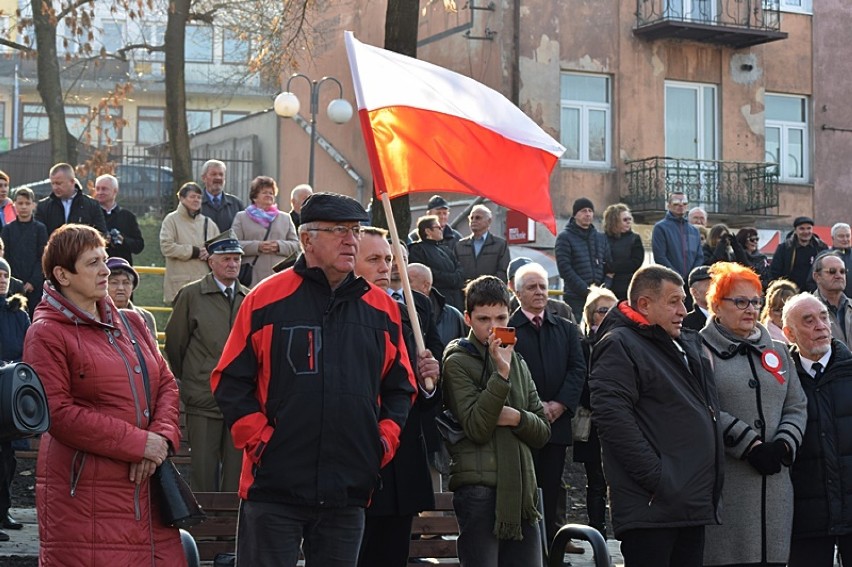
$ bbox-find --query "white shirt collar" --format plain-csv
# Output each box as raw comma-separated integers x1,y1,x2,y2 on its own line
800,346,832,378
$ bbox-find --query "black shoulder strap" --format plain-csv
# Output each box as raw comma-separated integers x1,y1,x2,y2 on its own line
118,309,151,409
456,338,490,387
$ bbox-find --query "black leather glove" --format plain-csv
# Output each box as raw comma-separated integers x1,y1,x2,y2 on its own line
747,439,787,475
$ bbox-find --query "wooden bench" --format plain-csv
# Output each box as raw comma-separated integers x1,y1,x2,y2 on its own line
188,492,461,565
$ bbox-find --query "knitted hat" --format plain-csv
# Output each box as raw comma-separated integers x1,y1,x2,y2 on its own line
0,258,10,276
572,198,595,216
106,257,139,289
427,195,449,210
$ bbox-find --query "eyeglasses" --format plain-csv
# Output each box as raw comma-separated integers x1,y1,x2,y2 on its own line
429,225,441,230
594,307,611,315
817,267,847,275
748,237,760,243
308,225,364,239
670,199,688,206
722,297,764,310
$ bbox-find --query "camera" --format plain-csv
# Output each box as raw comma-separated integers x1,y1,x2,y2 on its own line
109,228,124,246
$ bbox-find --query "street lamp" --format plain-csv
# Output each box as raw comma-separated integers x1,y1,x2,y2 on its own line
274,74,354,189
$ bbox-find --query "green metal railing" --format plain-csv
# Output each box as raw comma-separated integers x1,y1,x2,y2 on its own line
623,156,779,215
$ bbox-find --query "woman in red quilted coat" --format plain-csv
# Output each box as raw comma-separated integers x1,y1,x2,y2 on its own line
23,224,186,566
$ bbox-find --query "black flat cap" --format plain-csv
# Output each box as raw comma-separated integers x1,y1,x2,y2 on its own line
300,192,369,224
507,257,533,282
688,265,711,287
427,195,449,210
793,216,814,228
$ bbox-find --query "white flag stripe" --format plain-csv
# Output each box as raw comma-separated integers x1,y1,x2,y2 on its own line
344,31,565,158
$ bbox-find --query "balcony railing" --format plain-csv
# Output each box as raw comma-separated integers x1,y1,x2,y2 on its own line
634,0,787,48
624,156,779,217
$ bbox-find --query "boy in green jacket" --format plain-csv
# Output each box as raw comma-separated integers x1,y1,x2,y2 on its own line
442,275,551,567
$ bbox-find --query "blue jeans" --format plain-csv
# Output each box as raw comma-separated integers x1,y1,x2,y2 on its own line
453,485,543,567
236,500,365,567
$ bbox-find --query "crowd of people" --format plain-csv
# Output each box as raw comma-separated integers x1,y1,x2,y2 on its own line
2,159,852,567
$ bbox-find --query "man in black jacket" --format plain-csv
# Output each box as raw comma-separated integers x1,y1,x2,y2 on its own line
683,266,711,331
36,163,107,237
199,159,243,231
95,174,145,264
590,265,723,567
555,197,612,319
770,216,827,292
409,214,464,310
784,293,852,566
509,261,585,545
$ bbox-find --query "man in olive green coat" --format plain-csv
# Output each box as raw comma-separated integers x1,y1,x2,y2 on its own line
165,230,248,491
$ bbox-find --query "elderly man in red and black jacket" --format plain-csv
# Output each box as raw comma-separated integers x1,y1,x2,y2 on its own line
212,192,417,567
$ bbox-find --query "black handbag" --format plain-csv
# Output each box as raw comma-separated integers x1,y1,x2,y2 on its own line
118,310,207,529
238,222,273,287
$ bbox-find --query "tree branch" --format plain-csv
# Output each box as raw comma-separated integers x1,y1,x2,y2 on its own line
56,0,96,22
114,42,165,60
0,37,34,52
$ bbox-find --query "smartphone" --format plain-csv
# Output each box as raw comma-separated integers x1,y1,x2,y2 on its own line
492,326,516,346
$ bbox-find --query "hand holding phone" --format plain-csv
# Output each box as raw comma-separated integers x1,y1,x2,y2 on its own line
492,327,516,347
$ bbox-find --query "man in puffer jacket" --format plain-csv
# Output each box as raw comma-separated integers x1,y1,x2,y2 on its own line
555,197,612,319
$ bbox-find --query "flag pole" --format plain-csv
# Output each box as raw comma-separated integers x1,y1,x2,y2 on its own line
380,191,434,391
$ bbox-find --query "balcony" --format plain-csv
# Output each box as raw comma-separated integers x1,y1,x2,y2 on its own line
624,157,780,224
634,0,787,49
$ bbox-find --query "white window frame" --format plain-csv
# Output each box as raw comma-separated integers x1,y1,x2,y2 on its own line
559,72,612,168
765,93,809,184
664,81,718,162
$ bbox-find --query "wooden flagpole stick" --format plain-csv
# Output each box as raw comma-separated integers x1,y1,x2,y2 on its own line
379,191,434,391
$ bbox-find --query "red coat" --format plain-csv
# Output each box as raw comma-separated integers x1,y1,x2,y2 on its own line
23,284,186,567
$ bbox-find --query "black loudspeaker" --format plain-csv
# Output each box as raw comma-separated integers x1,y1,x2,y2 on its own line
0,363,50,442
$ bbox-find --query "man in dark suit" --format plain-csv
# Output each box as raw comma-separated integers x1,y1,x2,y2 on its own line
684,265,711,331
509,261,585,544
354,227,442,567
456,204,510,286
199,159,243,231
95,174,145,264
36,163,107,237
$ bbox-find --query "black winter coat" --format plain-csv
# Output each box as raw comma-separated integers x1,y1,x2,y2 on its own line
1,220,47,291
0,294,29,363
589,301,723,537
36,188,107,237
606,231,644,300
510,308,585,445
409,239,464,310
555,219,611,305
790,340,852,539
769,232,827,293
103,205,145,264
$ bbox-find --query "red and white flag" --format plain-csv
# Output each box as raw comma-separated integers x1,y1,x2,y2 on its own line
344,31,565,234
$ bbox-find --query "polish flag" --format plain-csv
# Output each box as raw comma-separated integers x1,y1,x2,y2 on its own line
344,32,565,234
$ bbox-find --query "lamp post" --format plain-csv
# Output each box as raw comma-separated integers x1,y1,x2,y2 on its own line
273,74,354,189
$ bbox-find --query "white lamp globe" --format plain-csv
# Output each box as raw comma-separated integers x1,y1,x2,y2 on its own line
274,92,300,118
327,98,353,124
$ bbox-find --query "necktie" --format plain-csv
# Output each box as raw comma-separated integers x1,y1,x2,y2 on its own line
224,287,233,308
812,362,823,380
532,315,542,330
392,291,403,303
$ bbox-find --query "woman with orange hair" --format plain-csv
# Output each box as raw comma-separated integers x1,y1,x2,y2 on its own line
699,262,807,567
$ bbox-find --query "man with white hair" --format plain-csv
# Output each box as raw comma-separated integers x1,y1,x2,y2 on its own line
289,183,313,228
199,159,244,231
830,222,852,297
455,203,510,284
688,206,707,227
95,174,145,264
783,293,852,566
509,261,585,545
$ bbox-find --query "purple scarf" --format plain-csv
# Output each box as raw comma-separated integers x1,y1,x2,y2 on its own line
245,204,280,228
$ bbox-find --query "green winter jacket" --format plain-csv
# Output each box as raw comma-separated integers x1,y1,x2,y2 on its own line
441,333,550,491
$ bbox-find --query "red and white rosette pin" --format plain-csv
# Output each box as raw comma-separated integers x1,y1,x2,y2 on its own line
762,349,785,385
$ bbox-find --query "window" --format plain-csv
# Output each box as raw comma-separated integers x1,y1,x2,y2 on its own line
187,110,212,134
765,94,809,183
185,25,213,62
665,82,717,161
137,107,166,146
21,104,89,142
560,72,611,167
100,21,124,54
766,0,812,14
142,23,165,60
221,111,248,125
222,30,249,64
